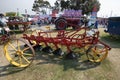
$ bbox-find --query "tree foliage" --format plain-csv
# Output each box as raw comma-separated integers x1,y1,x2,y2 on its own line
54,0,100,15
5,12,16,17
32,0,51,14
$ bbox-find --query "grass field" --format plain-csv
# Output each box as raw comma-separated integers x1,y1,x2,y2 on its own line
0,27,120,80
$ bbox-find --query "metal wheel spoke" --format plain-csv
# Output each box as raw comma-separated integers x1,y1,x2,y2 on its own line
19,56,22,65
11,52,16,55
8,42,17,51
99,48,106,53
23,44,36,52
89,53,95,60
17,40,20,50
93,52,98,58
93,48,106,55
23,53,33,57
21,55,30,63
22,47,31,52
4,38,35,67
11,52,18,58
92,48,98,55
90,50,97,59
13,55,19,62
93,48,101,58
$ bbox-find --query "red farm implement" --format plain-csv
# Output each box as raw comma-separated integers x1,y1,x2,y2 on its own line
3,26,111,67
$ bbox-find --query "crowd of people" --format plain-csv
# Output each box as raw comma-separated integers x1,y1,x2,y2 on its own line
37,17,52,26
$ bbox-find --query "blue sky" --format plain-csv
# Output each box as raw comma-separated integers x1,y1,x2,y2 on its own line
0,0,120,17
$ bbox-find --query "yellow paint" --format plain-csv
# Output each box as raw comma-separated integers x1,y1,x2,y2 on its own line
4,40,32,67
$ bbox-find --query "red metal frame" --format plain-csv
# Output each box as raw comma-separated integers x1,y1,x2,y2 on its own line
7,21,31,31
23,27,111,53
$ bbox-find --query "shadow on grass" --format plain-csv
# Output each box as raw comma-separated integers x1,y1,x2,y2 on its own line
61,59,100,71
35,52,100,71
100,35,120,48
0,64,25,77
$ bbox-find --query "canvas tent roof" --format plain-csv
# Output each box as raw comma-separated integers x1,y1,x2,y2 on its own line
16,12,24,18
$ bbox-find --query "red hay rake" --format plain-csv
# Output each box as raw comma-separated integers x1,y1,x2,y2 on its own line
3,27,111,67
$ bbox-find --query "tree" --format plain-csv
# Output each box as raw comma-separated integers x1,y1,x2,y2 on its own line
54,0,100,15
32,0,51,14
5,12,16,17
54,1,59,9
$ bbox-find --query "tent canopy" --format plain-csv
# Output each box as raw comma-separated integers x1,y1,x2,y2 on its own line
16,12,24,18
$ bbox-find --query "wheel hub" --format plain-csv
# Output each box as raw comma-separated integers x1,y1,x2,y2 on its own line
16,50,23,56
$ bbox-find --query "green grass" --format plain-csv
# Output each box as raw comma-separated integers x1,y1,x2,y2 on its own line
1,28,120,80
99,28,120,48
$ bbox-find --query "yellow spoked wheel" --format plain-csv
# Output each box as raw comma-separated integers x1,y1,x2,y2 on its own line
4,38,35,67
86,44,108,62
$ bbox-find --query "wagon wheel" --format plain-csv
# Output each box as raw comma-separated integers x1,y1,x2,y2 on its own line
86,44,108,62
4,38,35,67
55,19,67,30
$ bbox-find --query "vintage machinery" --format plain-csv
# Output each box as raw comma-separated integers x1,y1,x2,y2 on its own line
55,10,84,30
3,26,111,67
55,17,83,30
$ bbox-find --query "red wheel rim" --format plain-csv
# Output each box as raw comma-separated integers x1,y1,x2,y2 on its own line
58,21,66,29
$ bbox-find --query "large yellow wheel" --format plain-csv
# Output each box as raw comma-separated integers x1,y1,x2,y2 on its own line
4,38,35,67
86,43,108,62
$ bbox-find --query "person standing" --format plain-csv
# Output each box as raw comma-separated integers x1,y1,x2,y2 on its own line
0,14,7,27
94,17,98,29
